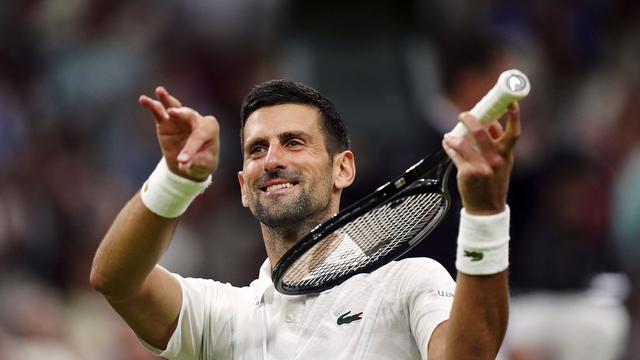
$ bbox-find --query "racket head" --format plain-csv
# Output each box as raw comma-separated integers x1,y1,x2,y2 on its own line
272,151,453,295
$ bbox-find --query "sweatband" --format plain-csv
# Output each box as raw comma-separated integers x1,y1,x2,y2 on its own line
140,158,212,218
455,206,510,275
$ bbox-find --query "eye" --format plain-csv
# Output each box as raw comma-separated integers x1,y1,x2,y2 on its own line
285,139,304,148
248,144,267,157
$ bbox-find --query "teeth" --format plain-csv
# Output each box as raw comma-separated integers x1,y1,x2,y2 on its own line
266,183,294,192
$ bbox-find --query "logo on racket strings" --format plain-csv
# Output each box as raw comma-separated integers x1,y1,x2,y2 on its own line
337,311,363,325
463,250,484,262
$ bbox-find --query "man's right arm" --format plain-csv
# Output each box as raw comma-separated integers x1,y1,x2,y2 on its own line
90,86,220,350
90,194,182,350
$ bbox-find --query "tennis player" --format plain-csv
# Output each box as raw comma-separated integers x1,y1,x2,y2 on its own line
91,80,520,359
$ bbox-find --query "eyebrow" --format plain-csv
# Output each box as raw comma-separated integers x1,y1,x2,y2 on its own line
278,131,308,142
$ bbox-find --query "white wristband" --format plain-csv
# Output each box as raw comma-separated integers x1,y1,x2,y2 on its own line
455,206,510,275
140,158,212,218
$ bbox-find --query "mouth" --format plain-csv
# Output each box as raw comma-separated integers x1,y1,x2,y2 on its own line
260,181,298,195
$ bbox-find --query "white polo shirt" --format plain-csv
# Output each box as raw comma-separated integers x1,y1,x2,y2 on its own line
141,257,455,360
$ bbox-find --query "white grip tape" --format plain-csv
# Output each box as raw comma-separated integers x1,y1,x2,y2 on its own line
455,207,510,275
140,158,212,218
449,69,531,137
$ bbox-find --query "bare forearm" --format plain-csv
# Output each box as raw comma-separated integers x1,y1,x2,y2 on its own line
445,271,509,359
90,192,179,300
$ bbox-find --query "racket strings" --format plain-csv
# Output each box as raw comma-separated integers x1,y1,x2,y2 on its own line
281,192,447,289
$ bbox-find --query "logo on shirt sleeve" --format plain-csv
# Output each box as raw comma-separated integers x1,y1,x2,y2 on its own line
436,290,455,298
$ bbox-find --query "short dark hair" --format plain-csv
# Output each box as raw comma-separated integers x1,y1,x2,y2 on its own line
240,79,350,155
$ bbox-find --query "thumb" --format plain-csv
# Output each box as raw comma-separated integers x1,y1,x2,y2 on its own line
177,115,219,164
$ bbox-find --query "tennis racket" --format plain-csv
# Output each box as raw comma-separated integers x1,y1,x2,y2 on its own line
272,69,531,295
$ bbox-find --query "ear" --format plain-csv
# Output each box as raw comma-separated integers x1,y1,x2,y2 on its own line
237,171,250,208
332,150,356,191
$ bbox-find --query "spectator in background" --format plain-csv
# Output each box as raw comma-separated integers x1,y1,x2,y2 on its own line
614,145,640,359
609,85,640,359
0,277,81,360
430,29,512,136
500,150,629,360
511,151,617,291
407,28,515,272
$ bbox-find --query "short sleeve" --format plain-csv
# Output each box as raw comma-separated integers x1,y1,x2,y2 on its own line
138,274,237,360
400,258,456,360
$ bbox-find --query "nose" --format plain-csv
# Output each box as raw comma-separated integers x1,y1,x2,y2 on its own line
264,144,286,172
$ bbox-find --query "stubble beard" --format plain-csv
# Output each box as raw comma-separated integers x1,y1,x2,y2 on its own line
253,183,331,231
248,159,336,241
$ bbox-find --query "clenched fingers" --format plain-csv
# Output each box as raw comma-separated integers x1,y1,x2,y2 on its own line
458,112,496,157
181,150,218,180
458,113,505,170
488,122,504,139
443,134,495,177
170,111,219,172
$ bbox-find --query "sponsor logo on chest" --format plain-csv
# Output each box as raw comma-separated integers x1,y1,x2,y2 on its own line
337,311,363,325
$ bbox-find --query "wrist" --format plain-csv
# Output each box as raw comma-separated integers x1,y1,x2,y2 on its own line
455,206,510,275
461,205,506,216
140,158,212,218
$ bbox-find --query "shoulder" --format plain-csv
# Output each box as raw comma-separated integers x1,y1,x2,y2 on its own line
371,258,455,295
378,257,452,279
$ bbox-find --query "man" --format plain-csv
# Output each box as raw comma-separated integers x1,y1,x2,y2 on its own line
91,79,520,359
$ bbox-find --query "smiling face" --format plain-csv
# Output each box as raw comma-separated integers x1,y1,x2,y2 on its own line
238,103,352,230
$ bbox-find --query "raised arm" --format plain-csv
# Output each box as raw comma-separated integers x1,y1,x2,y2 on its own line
429,103,521,359
90,87,220,350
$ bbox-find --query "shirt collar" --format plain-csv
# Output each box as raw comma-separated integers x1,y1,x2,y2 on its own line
252,258,317,305
252,258,274,305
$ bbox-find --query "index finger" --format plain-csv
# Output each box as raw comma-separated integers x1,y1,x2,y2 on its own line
156,86,182,109
139,95,169,122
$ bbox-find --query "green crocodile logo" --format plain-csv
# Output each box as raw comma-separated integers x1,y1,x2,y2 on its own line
337,311,363,325
463,250,484,262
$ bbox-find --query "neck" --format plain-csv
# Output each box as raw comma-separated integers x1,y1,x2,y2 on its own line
262,209,333,269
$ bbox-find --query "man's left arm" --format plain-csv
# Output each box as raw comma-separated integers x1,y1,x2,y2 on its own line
429,103,521,359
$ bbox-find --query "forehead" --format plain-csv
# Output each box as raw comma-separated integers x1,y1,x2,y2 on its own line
242,103,323,144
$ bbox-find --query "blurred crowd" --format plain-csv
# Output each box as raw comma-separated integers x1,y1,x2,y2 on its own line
0,0,639,359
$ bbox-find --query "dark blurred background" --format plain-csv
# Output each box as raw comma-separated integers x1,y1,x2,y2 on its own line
0,0,639,359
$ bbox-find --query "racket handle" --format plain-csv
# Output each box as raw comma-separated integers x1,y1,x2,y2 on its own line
449,69,531,137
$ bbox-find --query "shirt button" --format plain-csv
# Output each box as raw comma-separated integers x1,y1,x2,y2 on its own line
285,314,295,323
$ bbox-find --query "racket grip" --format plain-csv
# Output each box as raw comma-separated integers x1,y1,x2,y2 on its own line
449,69,531,137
